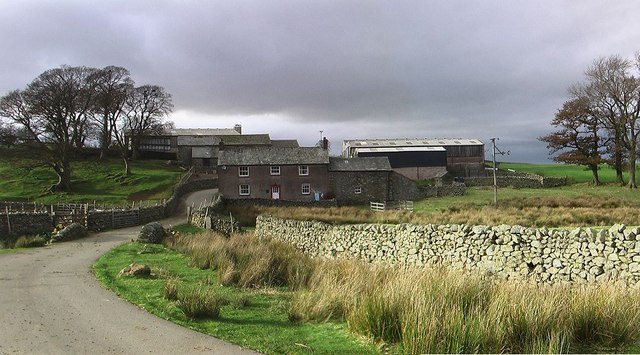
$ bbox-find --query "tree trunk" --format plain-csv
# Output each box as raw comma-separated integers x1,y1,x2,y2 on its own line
52,162,72,192
628,139,637,189
131,136,140,160
614,132,625,185
99,113,111,160
122,155,131,176
590,165,601,185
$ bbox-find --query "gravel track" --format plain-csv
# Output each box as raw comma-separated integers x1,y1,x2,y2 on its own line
0,190,258,354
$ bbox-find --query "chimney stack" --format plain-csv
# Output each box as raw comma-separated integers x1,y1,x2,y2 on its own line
322,137,328,150
233,124,242,134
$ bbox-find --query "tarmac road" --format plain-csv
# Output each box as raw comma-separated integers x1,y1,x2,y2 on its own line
0,189,258,354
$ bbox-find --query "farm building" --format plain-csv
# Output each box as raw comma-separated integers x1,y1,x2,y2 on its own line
136,125,298,168
342,138,485,179
217,146,331,201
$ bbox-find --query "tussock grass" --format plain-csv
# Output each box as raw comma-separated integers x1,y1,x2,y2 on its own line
230,198,640,228
13,235,47,248
291,260,640,354
175,285,228,319
166,231,316,289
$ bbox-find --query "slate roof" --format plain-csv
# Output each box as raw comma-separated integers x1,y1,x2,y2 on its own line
220,134,271,145
219,147,329,166
329,157,392,172
270,139,300,148
165,128,240,136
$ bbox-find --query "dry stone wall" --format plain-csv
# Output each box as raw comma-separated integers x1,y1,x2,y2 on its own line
256,216,640,286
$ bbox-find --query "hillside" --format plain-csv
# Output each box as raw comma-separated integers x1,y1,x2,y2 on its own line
498,162,640,184
0,148,184,204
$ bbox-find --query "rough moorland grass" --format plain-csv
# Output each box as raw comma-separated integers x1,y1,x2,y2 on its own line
93,241,376,354
290,260,640,354
0,150,182,204
166,231,316,290
228,184,640,228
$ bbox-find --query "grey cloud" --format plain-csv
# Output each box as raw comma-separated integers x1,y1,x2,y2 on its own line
1,0,639,163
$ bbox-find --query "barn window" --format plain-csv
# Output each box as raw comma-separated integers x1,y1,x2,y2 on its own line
270,166,280,175
238,166,249,177
354,187,362,194
301,183,311,195
239,184,250,196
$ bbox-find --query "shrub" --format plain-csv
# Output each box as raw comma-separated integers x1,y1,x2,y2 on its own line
175,286,227,319
14,235,46,248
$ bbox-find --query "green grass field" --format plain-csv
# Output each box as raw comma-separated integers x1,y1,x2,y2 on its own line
0,149,183,204
499,162,637,184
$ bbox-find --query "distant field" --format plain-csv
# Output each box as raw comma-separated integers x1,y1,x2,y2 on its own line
0,149,183,204
498,162,637,184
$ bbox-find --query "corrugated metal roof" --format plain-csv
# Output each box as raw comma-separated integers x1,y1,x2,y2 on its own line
219,147,329,165
354,146,446,153
166,128,240,136
347,138,483,147
329,157,391,172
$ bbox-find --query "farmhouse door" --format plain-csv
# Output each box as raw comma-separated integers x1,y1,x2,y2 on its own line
271,185,281,200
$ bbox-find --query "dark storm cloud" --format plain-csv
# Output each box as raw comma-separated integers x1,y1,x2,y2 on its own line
1,0,639,162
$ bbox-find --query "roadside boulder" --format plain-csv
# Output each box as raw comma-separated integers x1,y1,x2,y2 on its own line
137,221,166,244
119,263,151,277
51,222,88,242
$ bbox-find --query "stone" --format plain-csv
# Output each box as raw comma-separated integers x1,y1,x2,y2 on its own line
119,263,151,277
531,240,542,249
630,263,640,273
51,222,89,242
552,259,563,268
137,221,167,244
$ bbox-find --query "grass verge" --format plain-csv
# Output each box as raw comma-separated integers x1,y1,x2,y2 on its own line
92,241,378,354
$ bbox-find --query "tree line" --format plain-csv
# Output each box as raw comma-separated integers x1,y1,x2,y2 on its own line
540,53,640,188
0,65,173,192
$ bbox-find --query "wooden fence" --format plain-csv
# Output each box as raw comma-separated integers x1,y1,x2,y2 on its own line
370,200,414,212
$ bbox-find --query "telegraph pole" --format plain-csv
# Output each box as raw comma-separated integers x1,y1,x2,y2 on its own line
491,138,509,206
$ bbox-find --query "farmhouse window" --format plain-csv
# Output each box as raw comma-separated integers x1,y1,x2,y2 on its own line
301,183,311,195
239,184,250,196
270,166,281,175
238,166,249,177
354,187,362,194
299,165,309,176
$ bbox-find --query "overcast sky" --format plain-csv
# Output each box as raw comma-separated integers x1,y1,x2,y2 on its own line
1,1,639,163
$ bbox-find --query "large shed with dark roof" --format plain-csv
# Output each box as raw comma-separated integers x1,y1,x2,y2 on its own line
342,138,485,179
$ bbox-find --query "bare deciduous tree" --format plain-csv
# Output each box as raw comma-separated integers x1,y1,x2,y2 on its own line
0,66,97,191
122,85,173,160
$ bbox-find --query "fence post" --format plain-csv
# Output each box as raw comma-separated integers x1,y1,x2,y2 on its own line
5,206,10,236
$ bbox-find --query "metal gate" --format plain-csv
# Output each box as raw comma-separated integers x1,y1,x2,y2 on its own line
112,209,140,229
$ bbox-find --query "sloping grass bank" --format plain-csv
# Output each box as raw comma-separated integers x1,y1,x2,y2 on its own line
0,152,182,204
